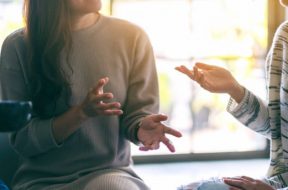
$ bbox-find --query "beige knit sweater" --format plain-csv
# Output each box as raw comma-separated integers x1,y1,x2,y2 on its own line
0,14,158,190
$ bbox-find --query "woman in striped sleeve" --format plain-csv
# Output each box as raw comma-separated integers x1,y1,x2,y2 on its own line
176,0,288,189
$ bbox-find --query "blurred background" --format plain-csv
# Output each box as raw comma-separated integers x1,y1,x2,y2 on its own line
0,0,284,162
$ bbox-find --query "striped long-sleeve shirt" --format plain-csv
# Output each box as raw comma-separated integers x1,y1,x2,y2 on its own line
227,20,288,189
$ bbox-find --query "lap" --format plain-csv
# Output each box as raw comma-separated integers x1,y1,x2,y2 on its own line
29,169,150,190
51,168,150,190
177,178,230,190
83,170,148,190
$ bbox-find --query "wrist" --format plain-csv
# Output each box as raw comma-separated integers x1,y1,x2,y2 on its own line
228,82,245,103
76,105,89,121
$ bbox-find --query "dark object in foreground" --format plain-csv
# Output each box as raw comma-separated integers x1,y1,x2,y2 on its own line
0,101,32,132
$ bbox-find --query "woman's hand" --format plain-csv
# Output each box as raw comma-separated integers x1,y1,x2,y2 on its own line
223,176,276,190
137,114,182,152
175,63,245,103
52,77,123,143
80,77,123,118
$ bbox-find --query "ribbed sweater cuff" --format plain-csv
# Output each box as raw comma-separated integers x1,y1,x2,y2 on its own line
227,88,250,115
31,118,62,151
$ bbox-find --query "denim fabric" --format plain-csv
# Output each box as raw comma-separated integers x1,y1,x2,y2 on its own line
0,180,9,190
178,178,229,190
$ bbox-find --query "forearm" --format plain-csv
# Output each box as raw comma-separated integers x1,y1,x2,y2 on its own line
52,105,87,144
227,89,271,138
10,107,87,158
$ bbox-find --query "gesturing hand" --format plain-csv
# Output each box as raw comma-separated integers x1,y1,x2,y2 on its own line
175,63,245,103
175,63,239,94
223,176,276,190
137,114,182,152
80,77,123,117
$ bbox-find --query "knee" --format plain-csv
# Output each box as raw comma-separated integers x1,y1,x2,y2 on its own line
84,174,143,190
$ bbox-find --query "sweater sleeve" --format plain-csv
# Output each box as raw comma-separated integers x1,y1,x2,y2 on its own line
227,88,271,138
0,32,61,158
120,28,159,144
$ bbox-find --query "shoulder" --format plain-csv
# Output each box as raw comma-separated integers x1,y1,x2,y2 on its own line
0,28,26,70
2,28,25,48
1,28,25,55
276,20,288,33
101,14,149,38
273,20,288,43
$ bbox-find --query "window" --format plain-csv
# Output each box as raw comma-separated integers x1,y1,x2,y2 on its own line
0,0,23,46
111,0,284,162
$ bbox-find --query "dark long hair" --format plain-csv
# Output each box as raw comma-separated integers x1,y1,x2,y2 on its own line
23,0,72,118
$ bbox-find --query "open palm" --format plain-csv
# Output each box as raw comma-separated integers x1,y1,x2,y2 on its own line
137,114,182,152
175,63,238,94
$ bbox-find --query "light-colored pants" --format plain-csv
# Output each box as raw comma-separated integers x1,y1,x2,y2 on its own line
177,176,285,190
177,178,229,190
24,168,150,190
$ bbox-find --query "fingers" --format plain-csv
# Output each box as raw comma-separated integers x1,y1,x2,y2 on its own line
164,126,182,137
139,146,150,151
175,62,214,76
141,138,174,152
161,125,182,152
239,176,255,182
92,77,109,95
142,137,176,153
139,136,178,153
223,176,259,190
175,65,194,80
82,77,125,117
138,115,182,152
225,176,255,183
175,65,205,87
224,178,245,188
149,114,168,122
195,62,215,70
96,102,121,111
139,142,160,151
102,109,123,116
94,101,123,115
193,66,204,84
89,92,113,103
97,102,121,110
161,136,175,152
